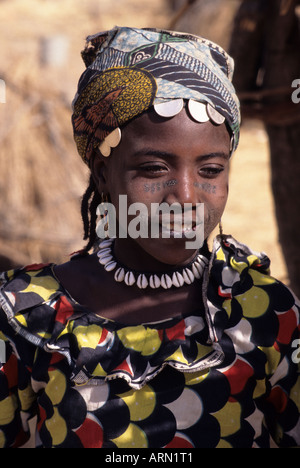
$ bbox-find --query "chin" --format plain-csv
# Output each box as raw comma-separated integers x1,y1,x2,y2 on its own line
138,237,200,268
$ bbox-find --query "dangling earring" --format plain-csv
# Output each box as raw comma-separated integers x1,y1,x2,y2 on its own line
219,220,224,237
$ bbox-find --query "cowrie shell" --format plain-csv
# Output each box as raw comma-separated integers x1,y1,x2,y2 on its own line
114,267,125,282
97,247,112,257
172,271,185,288
161,274,173,289
99,254,113,265
99,239,113,249
125,271,135,286
182,268,194,285
137,274,148,289
192,262,205,278
192,262,202,279
149,275,161,289
104,261,117,272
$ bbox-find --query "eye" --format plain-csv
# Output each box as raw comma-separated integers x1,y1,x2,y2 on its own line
139,163,169,176
199,165,224,179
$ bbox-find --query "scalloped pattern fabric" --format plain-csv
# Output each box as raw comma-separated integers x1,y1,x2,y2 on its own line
0,236,299,448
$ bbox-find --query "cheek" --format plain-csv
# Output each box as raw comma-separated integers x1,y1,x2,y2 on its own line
202,180,229,225
108,181,161,227
201,178,228,206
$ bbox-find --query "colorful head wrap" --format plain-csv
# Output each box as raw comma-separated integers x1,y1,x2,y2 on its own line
72,26,241,165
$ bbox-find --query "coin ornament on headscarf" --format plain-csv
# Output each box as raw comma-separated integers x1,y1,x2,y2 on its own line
153,98,184,118
98,100,225,156
97,98,228,157
98,128,122,157
72,27,241,164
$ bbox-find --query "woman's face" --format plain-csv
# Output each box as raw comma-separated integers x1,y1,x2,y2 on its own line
92,106,231,268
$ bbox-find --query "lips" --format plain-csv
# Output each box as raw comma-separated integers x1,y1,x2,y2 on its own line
159,219,202,239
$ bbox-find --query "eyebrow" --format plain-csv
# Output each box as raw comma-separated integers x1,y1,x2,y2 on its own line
133,148,230,161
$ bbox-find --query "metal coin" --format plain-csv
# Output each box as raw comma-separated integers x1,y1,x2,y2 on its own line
105,127,122,148
98,141,111,157
154,99,184,118
206,103,225,125
188,99,210,123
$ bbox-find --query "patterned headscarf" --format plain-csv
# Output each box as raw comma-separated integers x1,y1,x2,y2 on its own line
72,26,240,165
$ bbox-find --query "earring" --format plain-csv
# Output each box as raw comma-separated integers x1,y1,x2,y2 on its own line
219,220,224,236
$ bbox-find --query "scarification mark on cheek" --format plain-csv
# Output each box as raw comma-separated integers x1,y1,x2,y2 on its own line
143,179,178,193
193,182,217,194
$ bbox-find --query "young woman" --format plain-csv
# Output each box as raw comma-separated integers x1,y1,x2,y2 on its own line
0,27,299,448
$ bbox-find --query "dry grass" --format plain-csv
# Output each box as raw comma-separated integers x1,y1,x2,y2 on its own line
0,0,288,283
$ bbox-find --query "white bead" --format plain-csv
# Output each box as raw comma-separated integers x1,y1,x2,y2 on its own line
195,260,205,273
114,267,125,282
172,271,184,288
104,261,117,272
196,255,208,266
192,263,201,279
99,239,113,249
137,274,148,289
98,247,112,256
98,251,112,262
192,262,205,278
182,268,194,285
125,271,135,286
161,274,173,289
99,254,113,265
149,275,161,289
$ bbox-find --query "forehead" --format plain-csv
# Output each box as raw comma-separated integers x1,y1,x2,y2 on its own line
119,107,231,156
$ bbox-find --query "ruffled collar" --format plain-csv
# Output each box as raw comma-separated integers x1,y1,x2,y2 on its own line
0,235,270,389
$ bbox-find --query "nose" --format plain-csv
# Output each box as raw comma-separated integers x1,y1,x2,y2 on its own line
163,170,199,206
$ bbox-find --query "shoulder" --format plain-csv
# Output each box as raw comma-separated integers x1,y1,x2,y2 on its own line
205,236,300,366
0,262,80,349
0,262,60,313
209,235,300,329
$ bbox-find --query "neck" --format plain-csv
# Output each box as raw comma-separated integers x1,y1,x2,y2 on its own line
113,237,209,273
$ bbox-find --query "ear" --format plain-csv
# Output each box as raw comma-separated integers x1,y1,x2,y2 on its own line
90,150,109,194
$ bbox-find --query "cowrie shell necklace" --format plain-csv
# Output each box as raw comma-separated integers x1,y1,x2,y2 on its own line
97,238,209,290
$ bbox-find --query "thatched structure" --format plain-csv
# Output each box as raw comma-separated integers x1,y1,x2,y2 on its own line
0,0,172,270
0,34,89,270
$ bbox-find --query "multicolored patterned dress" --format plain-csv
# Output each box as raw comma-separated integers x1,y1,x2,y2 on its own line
0,236,299,448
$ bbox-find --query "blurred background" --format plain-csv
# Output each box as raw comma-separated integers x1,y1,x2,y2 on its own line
1,0,300,292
